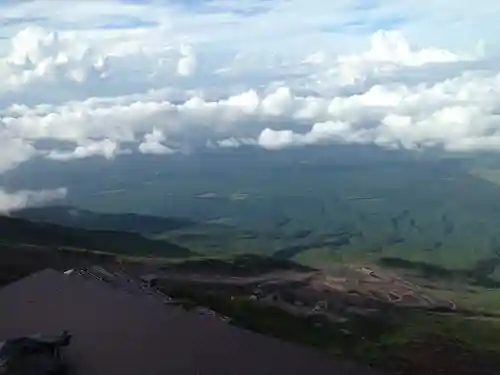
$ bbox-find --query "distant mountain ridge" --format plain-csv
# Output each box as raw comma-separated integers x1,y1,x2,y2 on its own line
0,214,193,257
0,213,195,287
11,206,196,234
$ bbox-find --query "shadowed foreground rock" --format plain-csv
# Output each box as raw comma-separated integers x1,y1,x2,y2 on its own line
0,331,71,374
0,269,382,375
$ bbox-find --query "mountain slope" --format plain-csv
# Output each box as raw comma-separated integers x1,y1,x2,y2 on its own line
0,215,193,257
0,215,194,286
12,206,196,234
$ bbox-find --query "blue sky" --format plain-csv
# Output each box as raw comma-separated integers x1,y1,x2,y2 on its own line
0,0,497,53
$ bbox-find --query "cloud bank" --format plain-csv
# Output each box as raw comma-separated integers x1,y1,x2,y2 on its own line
0,187,67,213
0,0,498,180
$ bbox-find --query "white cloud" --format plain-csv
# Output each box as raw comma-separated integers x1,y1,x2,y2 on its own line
261,87,294,117
217,137,257,148
0,0,497,177
138,128,175,155
0,133,37,173
258,121,354,150
46,139,120,161
177,44,197,77
328,30,469,87
0,187,67,214
224,90,260,115
258,128,301,150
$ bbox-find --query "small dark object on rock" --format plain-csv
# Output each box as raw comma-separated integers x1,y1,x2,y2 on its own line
0,331,71,374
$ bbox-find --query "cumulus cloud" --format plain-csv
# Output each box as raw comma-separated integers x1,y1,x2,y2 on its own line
327,30,469,87
177,44,197,77
138,128,175,155
261,87,294,116
0,134,37,173
217,137,257,148
46,139,120,161
224,90,260,115
0,0,498,176
2,26,106,99
258,121,354,150
0,187,67,214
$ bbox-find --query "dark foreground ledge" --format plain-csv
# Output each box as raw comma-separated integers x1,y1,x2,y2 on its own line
0,269,382,375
